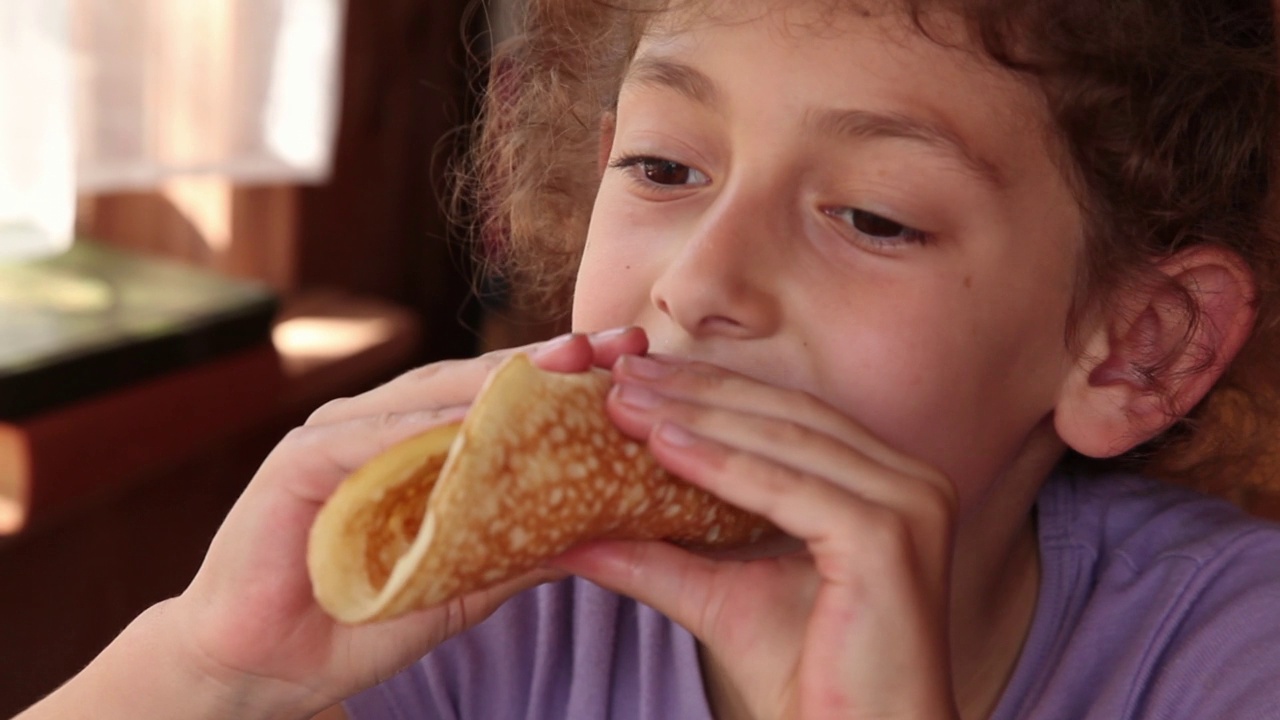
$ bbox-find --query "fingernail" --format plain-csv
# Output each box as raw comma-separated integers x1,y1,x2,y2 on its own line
656,422,697,447
590,326,632,341
614,383,660,409
533,332,579,356
620,354,673,380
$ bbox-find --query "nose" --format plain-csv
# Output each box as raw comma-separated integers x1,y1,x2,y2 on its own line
649,185,784,340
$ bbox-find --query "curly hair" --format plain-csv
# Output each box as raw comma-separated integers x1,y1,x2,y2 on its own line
458,0,1280,505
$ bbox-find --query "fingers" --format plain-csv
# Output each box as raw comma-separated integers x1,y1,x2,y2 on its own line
612,355,942,483
252,406,468,507
356,565,571,661
306,353,513,427
631,402,950,537
648,423,952,585
570,325,649,368
604,357,956,582
255,326,648,507
439,566,571,640
551,540,722,633
583,357,959,720
529,325,649,372
608,356,953,507
306,327,647,426
552,539,819,659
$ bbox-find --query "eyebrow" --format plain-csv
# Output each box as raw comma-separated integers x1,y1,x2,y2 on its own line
622,56,1005,188
625,56,724,108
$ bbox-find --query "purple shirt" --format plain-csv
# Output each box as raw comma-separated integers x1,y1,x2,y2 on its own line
346,471,1280,719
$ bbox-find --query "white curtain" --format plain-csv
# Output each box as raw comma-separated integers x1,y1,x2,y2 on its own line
0,0,74,259
0,0,346,259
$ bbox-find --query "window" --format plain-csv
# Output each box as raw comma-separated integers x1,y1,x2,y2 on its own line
0,0,345,259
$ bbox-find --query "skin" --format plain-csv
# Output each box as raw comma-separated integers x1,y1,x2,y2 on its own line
18,1,1258,719
555,2,1256,718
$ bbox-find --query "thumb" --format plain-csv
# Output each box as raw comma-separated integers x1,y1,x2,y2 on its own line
551,540,721,638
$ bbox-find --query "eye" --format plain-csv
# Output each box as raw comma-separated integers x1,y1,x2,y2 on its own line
824,207,930,245
610,155,710,188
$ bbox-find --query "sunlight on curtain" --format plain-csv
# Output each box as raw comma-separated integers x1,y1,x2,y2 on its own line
0,0,345,259
0,0,74,260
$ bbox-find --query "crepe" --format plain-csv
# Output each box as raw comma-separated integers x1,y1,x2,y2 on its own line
307,353,772,624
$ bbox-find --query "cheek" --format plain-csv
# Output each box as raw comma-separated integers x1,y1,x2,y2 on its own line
571,244,629,332
811,280,1069,503
571,194,657,332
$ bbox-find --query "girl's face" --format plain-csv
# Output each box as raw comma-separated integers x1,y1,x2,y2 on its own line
572,2,1087,511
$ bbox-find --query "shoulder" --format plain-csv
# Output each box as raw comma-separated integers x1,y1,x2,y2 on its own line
1043,470,1278,551
344,578,712,720
1038,469,1280,588
1008,471,1280,718
1041,469,1280,632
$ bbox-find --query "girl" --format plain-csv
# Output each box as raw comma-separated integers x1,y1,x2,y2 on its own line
19,0,1280,717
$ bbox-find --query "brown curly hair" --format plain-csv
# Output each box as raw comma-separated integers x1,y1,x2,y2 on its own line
458,0,1280,507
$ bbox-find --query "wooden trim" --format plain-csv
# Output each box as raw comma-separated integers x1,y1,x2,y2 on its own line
0,345,284,536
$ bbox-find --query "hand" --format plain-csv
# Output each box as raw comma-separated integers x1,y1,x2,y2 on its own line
553,354,960,719
167,328,648,715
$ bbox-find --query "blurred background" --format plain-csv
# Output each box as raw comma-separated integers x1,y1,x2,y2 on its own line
0,1,545,714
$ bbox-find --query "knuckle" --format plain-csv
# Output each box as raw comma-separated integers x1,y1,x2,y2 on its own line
479,347,514,367
368,411,402,434
441,598,467,641
305,396,352,426
920,464,954,499
914,495,957,553
865,477,957,563
678,365,728,395
364,412,422,454
279,424,323,452
728,452,792,498
913,473,958,522
403,358,455,383
792,387,828,415
861,505,915,554
771,417,812,447
664,397,715,433
403,354,491,386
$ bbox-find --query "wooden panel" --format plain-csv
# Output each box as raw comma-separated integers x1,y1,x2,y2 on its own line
0,344,284,535
0,418,288,719
296,0,480,362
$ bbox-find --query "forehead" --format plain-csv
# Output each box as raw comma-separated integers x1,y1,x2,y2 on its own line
627,0,1004,101
619,0,1050,158
637,0,949,44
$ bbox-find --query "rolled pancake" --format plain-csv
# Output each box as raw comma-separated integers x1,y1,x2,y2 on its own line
308,353,771,624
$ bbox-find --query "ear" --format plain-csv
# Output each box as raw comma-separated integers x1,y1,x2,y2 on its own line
598,111,617,178
1055,245,1257,458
